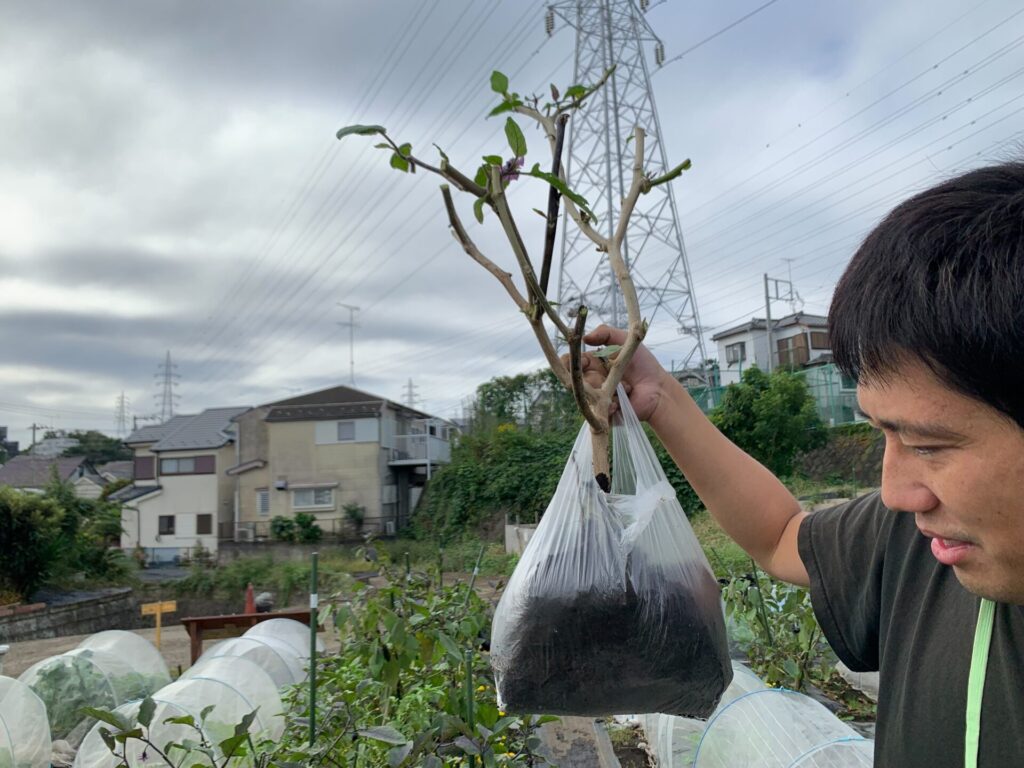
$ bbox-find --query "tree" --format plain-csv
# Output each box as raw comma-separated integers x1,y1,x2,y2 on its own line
709,367,827,477
61,430,132,464
470,368,579,434
0,487,65,598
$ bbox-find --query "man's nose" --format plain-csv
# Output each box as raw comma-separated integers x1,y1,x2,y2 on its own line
880,437,939,513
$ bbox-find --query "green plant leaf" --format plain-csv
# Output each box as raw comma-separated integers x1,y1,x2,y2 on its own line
336,124,387,140
98,727,115,751
490,71,509,94
474,164,489,188
137,697,156,728
433,143,450,163
593,345,621,359
565,85,586,99
200,704,216,722
80,707,130,731
455,736,481,756
390,152,410,172
164,714,196,727
422,757,443,768
358,725,409,745
482,155,503,165
527,164,597,222
504,118,527,157
473,197,486,224
388,741,414,768
488,101,515,117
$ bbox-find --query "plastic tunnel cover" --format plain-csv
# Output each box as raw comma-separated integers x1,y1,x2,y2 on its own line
181,655,285,738
693,689,864,768
243,617,323,658
73,686,280,768
788,738,874,767
198,636,306,688
77,630,172,688
18,646,163,741
642,661,769,768
0,676,51,768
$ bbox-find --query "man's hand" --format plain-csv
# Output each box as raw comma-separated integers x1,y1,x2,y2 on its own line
577,324,673,423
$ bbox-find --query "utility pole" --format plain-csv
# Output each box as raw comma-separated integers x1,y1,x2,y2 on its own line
549,0,707,368
336,303,360,386
763,273,797,373
29,423,52,449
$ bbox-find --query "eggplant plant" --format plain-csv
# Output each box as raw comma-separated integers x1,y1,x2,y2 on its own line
337,69,690,488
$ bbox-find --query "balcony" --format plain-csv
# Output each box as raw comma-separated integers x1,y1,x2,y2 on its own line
389,433,451,466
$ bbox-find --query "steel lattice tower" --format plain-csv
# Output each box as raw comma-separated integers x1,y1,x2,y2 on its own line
154,351,180,422
550,0,707,368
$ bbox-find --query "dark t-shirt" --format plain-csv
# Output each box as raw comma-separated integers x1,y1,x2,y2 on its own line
797,492,1024,767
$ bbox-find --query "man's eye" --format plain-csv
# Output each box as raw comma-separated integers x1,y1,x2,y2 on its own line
909,445,943,457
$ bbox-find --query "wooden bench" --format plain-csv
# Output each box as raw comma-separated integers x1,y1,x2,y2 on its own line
180,609,318,663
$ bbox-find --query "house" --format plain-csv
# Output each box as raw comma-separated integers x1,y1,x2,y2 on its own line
710,312,831,386
97,461,134,483
228,385,454,541
0,455,104,497
113,407,248,563
0,426,19,460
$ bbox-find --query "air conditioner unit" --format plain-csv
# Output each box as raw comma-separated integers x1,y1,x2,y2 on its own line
274,479,288,490
236,528,254,542
384,521,396,536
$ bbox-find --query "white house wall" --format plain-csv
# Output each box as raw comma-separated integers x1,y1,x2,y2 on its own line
314,417,379,445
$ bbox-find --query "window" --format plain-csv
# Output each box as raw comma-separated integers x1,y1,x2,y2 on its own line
161,457,194,475
725,342,746,365
337,421,355,441
810,331,830,349
134,456,155,480
256,489,270,516
196,514,212,535
158,515,175,535
840,372,857,391
159,456,215,475
777,333,810,367
292,487,334,509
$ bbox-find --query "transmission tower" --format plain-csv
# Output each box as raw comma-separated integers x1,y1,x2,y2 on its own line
548,0,707,368
154,351,181,422
403,378,420,409
114,391,131,436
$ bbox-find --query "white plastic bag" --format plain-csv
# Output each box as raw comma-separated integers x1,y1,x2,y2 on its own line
490,387,732,717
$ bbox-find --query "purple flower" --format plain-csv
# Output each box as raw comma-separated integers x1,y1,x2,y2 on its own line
500,156,525,185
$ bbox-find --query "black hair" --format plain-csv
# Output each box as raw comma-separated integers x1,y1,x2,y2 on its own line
829,161,1024,428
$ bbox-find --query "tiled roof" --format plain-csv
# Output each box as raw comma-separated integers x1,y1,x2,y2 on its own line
97,460,133,480
0,455,91,488
711,312,829,341
265,402,383,422
109,483,162,502
151,407,250,451
125,414,194,445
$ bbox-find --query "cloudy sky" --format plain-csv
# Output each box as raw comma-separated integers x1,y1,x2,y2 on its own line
1,0,1021,448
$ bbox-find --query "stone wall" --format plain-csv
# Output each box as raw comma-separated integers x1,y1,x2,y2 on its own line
0,588,135,644
505,523,538,555
217,540,335,563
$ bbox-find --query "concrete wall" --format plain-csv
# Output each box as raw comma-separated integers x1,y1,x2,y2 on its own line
0,588,134,643
505,523,538,555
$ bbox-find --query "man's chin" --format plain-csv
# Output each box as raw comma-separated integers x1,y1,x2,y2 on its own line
952,565,1024,605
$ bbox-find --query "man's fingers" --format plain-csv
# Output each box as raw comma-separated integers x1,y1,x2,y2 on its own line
583,324,626,347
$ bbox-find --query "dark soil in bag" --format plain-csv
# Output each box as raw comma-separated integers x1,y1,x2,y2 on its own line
494,554,732,718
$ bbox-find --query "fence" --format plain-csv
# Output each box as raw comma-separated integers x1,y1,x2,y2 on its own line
686,363,862,427
219,512,401,544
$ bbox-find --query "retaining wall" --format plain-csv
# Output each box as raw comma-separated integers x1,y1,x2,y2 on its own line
0,588,135,643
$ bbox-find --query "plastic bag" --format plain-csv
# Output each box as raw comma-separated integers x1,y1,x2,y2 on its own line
490,386,732,717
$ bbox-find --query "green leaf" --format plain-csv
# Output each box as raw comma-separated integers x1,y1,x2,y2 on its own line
137,697,156,729
99,727,115,751
474,164,489,188
433,143,450,163
438,631,464,662
473,197,486,224
200,704,216,722
336,124,387,140
565,85,586,99
358,726,409,745
782,658,800,680
527,163,597,222
455,735,481,756
164,714,196,727
388,741,414,768
390,152,410,173
504,118,527,157
593,345,621,359
482,155,503,165
422,757,443,768
490,71,509,94
488,101,515,117
80,707,130,731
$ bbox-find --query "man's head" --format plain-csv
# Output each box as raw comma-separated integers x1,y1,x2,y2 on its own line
830,161,1024,603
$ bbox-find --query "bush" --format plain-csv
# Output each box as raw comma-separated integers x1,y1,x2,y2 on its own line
710,366,827,477
270,515,296,542
294,512,322,543
0,487,65,598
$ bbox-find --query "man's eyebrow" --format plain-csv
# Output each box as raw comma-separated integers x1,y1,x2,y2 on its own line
855,408,967,441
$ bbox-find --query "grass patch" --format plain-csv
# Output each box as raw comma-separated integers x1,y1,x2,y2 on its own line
689,510,748,578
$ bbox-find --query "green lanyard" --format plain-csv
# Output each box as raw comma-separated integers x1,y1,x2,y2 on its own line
965,598,996,768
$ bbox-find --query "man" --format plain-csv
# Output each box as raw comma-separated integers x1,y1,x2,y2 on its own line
581,162,1024,766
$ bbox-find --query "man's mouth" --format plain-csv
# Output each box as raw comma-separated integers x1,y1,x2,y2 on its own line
920,527,976,566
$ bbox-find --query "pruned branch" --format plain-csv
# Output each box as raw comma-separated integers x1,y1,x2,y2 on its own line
441,185,527,311
536,114,569,318
567,307,603,433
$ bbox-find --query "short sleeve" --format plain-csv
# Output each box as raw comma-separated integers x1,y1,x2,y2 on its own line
797,492,892,672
